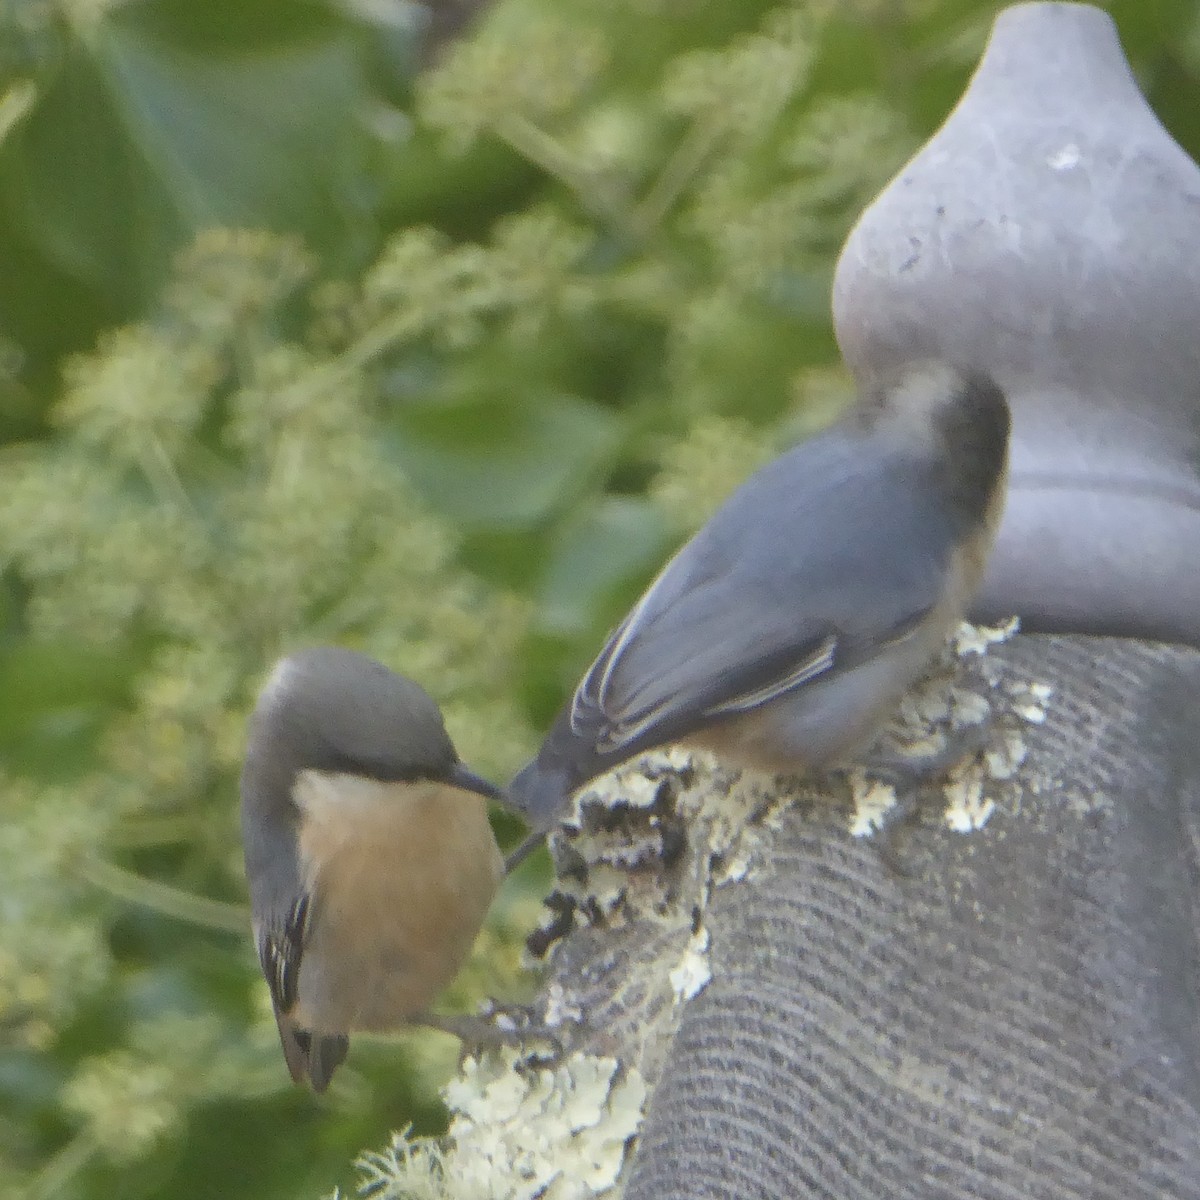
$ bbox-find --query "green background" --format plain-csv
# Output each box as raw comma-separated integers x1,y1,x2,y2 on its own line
2,1,1197,1197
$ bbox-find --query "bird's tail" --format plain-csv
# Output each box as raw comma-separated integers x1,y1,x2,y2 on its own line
278,1016,349,1093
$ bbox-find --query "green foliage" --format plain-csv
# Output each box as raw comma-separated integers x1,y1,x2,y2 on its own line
1,1,1199,1199
0,224,537,1199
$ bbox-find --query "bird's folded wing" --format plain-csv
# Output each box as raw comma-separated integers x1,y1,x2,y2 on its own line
256,890,312,1018
571,583,934,759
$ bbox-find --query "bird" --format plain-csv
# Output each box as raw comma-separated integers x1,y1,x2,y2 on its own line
506,360,1011,833
240,646,504,1091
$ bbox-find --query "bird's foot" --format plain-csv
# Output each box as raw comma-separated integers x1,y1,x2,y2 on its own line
862,718,993,789
859,719,993,873
414,1005,567,1062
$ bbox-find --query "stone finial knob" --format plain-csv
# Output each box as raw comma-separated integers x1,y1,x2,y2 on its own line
832,2,1200,645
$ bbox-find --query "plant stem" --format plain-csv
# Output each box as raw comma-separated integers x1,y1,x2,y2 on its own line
78,858,248,934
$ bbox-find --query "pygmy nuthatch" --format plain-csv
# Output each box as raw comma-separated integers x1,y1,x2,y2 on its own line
507,360,1011,831
240,646,503,1091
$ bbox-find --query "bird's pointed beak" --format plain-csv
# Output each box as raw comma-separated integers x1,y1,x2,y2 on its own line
447,762,503,800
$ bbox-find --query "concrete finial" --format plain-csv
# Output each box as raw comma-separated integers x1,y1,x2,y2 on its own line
833,2,1200,644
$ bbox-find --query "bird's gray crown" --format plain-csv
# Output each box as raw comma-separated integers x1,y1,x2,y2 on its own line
249,646,457,786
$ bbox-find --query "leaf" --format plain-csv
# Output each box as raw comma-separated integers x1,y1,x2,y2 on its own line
537,496,671,637
390,392,623,530
1,6,371,303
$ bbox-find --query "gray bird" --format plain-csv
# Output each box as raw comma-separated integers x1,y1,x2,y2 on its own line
240,647,504,1091
507,360,1011,832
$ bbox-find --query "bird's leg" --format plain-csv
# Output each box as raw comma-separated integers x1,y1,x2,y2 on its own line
864,717,994,787
503,831,546,875
412,1006,566,1057
859,718,994,872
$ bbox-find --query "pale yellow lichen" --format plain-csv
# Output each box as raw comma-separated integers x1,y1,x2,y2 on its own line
953,616,1021,656
669,926,712,1003
943,777,997,833
849,775,901,838
366,1032,658,1194
984,731,1029,781
430,1049,647,1200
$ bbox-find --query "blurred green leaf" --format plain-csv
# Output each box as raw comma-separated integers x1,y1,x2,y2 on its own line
1,3,1198,1200
537,495,670,637
2,4,373,308
391,391,623,528
96,25,365,228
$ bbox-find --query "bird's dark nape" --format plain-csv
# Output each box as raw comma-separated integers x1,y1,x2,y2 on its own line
936,369,1010,521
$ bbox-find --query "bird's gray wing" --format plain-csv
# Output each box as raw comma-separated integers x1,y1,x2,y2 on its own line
256,891,311,1022
571,579,904,758
256,890,348,1091
242,732,352,1091
255,891,314,1082
569,447,951,758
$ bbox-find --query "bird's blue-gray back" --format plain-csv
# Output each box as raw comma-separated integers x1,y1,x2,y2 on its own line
575,428,958,748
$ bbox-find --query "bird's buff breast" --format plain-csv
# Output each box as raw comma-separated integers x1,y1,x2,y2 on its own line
291,771,503,1033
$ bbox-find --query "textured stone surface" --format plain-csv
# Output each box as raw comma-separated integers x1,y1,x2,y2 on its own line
834,3,1200,646
612,635,1200,1198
